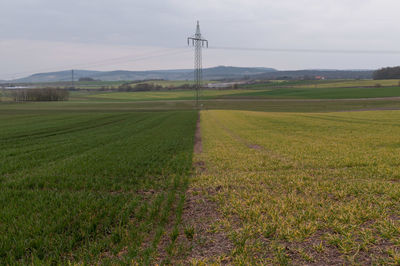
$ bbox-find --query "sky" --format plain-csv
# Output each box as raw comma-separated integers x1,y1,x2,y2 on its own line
1,0,400,80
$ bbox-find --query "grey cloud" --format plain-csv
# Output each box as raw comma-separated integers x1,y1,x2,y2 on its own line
1,0,400,79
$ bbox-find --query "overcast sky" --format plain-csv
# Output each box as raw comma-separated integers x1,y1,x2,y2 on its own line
1,0,400,79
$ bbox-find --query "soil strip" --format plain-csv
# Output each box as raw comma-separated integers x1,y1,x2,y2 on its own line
194,112,202,154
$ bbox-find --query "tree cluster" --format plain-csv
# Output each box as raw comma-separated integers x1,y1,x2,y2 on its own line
118,83,163,92
12,88,69,102
373,66,400,80
78,77,97,82
117,83,193,92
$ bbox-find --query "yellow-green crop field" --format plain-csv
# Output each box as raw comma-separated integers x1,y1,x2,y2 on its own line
294,79,400,89
186,110,400,264
86,89,260,101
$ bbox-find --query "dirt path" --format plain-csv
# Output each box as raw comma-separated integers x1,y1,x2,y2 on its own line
193,112,202,154
171,111,233,264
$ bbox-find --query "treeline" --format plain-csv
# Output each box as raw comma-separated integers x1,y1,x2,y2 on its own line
117,83,193,92
12,88,69,102
255,70,374,80
373,66,400,80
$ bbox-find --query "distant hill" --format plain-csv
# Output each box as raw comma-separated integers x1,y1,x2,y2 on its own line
4,66,375,83
10,70,103,83
8,66,277,83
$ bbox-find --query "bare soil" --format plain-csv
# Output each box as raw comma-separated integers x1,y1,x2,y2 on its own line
168,113,233,264
173,188,234,264
194,113,202,154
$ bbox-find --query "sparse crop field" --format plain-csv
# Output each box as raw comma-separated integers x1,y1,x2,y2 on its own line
183,110,400,264
0,109,197,264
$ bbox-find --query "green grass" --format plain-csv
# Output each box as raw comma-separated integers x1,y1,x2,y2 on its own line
190,110,400,264
242,79,400,89
293,79,400,88
0,110,197,264
227,86,400,99
4,97,400,113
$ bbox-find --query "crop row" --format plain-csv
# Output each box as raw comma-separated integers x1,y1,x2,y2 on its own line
0,110,197,264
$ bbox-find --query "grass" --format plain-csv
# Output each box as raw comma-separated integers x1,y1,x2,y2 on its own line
190,110,400,264
0,109,197,264
4,97,400,113
228,86,400,99
69,83,400,102
73,89,261,102
293,79,400,89
242,79,400,89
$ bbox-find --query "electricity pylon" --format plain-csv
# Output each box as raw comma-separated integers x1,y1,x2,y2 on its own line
188,21,208,107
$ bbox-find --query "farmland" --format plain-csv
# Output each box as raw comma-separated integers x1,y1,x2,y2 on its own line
63,80,400,102
1,80,400,264
241,79,400,89
183,110,400,264
72,89,260,102
0,110,197,264
224,86,400,99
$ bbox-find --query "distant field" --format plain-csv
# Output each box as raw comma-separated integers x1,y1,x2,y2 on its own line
0,110,197,264
242,79,400,90
75,89,261,102
4,97,400,113
68,86,400,103
183,110,400,264
225,86,400,99
294,79,400,89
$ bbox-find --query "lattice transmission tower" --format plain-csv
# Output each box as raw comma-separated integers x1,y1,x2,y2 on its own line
188,21,208,107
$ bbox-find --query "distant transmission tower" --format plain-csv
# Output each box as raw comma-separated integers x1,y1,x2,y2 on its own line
188,21,208,107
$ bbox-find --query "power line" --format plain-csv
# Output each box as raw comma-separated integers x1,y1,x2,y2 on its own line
209,46,400,55
3,42,400,81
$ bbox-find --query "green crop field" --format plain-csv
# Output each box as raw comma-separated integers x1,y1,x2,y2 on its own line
68,87,400,103
0,109,197,264
183,110,400,264
230,86,400,99
242,79,400,89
